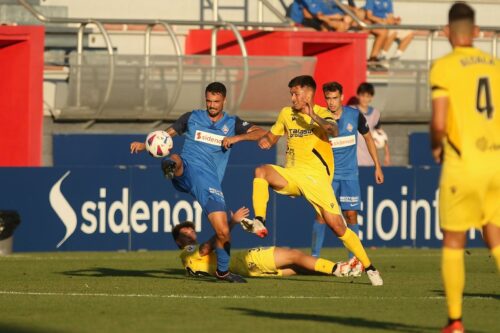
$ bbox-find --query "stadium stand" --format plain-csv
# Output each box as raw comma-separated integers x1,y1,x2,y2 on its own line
3,0,496,167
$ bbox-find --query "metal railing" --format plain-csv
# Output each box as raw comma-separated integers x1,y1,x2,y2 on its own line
19,0,500,120
18,0,293,118
333,0,500,63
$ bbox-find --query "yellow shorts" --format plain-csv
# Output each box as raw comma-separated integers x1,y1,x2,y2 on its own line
230,247,282,277
270,165,340,215
439,161,500,232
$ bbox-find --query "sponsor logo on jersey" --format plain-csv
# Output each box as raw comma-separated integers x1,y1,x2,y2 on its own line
208,187,224,198
329,135,356,148
195,130,225,146
289,128,312,138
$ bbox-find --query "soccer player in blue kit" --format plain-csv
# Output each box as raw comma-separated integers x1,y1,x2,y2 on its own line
130,82,267,283
311,82,384,277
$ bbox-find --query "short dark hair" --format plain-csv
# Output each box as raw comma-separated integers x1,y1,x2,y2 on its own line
172,221,195,248
322,81,343,95
288,75,316,92
357,82,375,96
449,2,474,24
206,82,227,97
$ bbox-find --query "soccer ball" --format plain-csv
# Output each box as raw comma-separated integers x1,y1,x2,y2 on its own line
371,129,388,149
145,130,173,158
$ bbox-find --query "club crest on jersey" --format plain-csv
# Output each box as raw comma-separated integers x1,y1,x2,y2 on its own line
222,124,229,134
346,123,354,132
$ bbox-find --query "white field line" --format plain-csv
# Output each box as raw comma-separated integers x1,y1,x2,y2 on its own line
0,253,447,261
0,291,495,301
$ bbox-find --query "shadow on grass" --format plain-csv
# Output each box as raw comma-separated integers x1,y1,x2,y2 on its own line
228,307,440,333
60,267,188,280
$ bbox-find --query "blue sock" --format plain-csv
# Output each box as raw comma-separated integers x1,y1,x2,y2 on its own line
215,246,230,273
311,220,326,257
347,223,360,259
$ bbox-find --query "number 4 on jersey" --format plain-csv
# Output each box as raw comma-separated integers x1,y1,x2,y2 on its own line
476,77,494,119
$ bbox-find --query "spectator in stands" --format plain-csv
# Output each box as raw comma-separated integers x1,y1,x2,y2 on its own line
352,82,391,166
344,0,366,22
364,0,413,63
288,0,352,32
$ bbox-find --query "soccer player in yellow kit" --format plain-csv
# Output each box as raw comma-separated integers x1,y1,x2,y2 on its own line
251,75,383,286
430,3,500,333
173,207,350,278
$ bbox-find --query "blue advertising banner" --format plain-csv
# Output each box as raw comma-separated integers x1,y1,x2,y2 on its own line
1,166,485,252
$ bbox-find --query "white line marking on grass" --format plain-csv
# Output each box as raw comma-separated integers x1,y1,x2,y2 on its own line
0,291,495,301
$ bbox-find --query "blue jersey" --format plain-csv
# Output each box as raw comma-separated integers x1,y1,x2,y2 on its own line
365,0,393,19
289,0,343,23
171,110,253,183
329,106,369,180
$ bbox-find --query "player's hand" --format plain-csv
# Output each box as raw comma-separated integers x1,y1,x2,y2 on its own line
258,136,272,150
222,136,239,150
230,206,250,224
374,166,384,184
432,146,443,164
302,102,313,117
130,142,146,153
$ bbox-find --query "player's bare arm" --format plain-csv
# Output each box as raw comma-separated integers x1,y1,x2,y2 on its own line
362,132,384,184
222,125,267,149
305,103,339,137
430,96,449,164
130,127,178,154
258,131,280,150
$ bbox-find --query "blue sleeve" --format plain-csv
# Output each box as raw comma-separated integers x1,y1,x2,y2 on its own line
358,113,370,135
171,112,191,135
234,117,254,135
364,0,374,12
387,0,394,14
302,0,321,15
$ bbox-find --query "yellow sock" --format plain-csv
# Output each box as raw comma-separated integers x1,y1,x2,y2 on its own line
442,247,465,320
252,178,269,219
339,228,371,268
314,258,335,274
491,245,500,271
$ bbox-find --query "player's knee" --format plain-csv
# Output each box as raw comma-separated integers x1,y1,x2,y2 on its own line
254,165,268,178
215,226,230,242
344,211,358,225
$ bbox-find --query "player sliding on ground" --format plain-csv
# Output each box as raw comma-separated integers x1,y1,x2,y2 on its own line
173,207,351,278
249,75,383,286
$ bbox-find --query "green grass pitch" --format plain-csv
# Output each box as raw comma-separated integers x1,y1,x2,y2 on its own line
0,248,498,333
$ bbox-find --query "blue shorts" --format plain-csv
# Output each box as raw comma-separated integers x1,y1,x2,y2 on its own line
170,159,226,214
332,179,361,211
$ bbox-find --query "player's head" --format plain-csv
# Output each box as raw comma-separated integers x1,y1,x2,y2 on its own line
356,82,375,108
445,2,478,47
205,82,227,118
288,75,316,111
172,221,197,249
322,82,344,113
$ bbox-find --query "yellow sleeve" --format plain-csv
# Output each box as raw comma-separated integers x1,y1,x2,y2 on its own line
430,60,450,99
270,107,287,136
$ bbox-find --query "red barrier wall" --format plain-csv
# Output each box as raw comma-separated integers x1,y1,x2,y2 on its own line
0,26,44,166
185,30,367,105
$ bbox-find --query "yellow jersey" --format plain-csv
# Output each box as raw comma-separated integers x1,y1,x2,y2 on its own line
271,105,335,178
430,47,500,166
179,245,281,277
